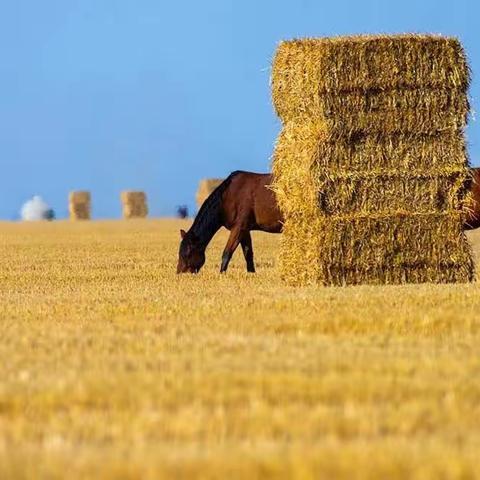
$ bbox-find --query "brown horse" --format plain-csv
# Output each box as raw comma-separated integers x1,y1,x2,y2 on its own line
465,167,480,230
177,171,282,273
177,168,480,273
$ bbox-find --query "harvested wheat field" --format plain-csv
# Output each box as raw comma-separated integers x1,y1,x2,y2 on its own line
2,219,480,479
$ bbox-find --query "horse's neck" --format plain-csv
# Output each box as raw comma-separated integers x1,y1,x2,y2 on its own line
190,209,222,250
190,174,235,249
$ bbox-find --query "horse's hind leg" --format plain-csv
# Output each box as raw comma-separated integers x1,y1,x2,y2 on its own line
241,231,255,273
220,227,241,273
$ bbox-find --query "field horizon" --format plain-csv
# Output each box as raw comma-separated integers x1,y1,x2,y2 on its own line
2,219,480,479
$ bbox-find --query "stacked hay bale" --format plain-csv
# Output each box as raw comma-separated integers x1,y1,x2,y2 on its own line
271,34,474,286
196,178,223,209
121,191,148,219
69,191,91,220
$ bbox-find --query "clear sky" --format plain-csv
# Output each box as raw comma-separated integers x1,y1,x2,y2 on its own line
0,0,478,219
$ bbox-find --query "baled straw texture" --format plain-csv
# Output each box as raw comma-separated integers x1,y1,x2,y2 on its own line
279,214,474,286
121,191,148,219
272,35,470,114
69,191,91,221
272,35,470,138
271,34,474,286
272,121,469,217
196,179,223,209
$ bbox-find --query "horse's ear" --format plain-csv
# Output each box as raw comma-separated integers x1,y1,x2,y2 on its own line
180,229,186,239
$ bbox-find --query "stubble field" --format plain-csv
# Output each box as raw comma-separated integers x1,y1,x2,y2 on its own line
1,219,480,479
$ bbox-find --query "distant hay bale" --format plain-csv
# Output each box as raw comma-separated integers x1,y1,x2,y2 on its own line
271,34,475,286
69,191,91,221
196,179,223,209
121,191,148,219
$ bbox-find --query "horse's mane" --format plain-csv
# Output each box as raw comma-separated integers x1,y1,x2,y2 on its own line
190,171,244,245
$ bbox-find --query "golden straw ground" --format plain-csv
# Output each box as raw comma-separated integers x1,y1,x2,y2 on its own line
2,219,480,479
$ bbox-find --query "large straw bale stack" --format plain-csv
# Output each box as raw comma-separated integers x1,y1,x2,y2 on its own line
271,34,474,286
121,191,148,219
69,191,91,220
196,179,223,209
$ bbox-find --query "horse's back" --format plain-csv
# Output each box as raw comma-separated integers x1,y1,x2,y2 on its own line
222,172,283,233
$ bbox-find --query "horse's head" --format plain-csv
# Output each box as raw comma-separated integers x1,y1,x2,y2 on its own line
177,229,206,273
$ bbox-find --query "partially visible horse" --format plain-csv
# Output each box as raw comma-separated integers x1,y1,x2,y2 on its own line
465,167,480,230
177,168,480,274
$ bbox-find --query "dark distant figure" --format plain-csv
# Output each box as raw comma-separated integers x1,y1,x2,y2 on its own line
46,208,55,221
176,205,189,219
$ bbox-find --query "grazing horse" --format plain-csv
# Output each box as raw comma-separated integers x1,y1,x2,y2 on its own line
177,168,480,274
177,171,282,273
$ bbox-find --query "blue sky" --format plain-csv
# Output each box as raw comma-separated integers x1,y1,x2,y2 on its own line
0,0,478,219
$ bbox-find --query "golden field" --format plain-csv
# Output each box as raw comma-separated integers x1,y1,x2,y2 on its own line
2,219,480,479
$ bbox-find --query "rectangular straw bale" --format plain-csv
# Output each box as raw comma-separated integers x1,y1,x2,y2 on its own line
272,122,469,217
271,33,474,286
315,213,471,269
272,122,469,216
272,35,469,114
279,90,467,137
68,191,91,220
196,178,223,209
316,174,466,215
274,121,468,172
272,35,470,137
121,191,148,219
280,214,474,286
322,88,468,137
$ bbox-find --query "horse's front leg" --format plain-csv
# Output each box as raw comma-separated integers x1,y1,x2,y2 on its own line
220,227,241,273
241,231,255,273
